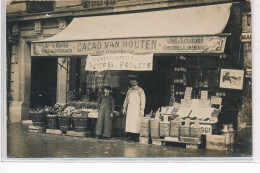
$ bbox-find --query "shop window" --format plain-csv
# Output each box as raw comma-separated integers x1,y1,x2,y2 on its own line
26,1,54,13
82,0,116,8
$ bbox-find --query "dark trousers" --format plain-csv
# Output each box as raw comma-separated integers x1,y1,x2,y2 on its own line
96,106,112,137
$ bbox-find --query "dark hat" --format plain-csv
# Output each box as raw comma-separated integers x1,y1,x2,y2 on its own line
128,74,138,81
104,86,112,91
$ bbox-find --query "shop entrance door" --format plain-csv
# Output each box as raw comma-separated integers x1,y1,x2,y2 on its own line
30,58,57,108
136,55,172,113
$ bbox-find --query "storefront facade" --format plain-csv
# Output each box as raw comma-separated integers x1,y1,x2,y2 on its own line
6,0,251,148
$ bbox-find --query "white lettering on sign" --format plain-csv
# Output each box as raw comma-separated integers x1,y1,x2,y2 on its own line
31,36,227,56
241,33,251,42
200,125,212,135
85,53,153,71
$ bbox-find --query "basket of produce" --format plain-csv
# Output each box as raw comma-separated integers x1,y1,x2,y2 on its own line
72,110,88,132
46,114,59,129
58,106,75,131
29,108,47,127
45,104,64,129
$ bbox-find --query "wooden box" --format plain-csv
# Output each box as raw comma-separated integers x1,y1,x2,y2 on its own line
160,122,170,137
206,134,233,151
190,127,201,138
180,126,190,137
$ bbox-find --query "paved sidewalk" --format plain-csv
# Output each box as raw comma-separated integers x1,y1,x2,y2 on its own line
6,123,251,159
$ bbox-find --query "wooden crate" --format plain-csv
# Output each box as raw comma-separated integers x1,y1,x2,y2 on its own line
190,127,201,138
180,126,190,137
206,134,233,151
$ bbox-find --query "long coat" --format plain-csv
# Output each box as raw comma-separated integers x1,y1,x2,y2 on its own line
123,86,146,134
96,94,115,137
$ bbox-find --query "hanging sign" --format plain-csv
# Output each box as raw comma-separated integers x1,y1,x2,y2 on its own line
245,69,252,78
241,33,251,42
219,69,244,90
85,53,153,71
31,36,227,56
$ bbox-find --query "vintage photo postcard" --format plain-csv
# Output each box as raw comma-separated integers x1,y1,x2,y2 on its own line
3,0,253,161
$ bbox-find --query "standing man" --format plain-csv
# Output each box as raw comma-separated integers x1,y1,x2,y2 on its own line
96,86,115,139
123,77,146,142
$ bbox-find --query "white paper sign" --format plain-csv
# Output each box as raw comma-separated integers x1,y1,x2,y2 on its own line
85,53,153,71
200,125,213,135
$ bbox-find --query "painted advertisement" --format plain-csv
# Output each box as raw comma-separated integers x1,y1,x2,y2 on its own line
31,36,227,56
85,53,153,71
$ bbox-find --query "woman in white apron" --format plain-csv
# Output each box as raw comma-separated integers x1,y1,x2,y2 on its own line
123,79,146,141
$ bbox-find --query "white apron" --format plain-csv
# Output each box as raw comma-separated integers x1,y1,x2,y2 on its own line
125,89,142,133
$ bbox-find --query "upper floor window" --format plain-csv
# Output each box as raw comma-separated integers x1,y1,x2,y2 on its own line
82,0,116,8
26,1,54,13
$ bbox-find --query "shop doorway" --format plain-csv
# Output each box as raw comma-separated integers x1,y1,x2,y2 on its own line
134,54,173,114
30,58,57,108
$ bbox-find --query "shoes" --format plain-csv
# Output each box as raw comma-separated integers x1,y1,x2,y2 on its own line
102,136,109,140
95,135,102,139
134,136,139,142
127,136,133,140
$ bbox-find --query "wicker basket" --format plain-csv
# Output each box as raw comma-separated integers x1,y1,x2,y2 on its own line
73,117,88,132
30,110,47,127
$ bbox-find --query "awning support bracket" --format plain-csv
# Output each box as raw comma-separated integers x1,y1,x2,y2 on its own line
57,62,68,71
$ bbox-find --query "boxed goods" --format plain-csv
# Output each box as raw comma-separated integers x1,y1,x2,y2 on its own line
150,119,160,139
170,120,182,137
140,117,151,137
160,122,170,137
180,126,190,137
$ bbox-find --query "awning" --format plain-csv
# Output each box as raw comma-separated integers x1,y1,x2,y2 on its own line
31,3,232,56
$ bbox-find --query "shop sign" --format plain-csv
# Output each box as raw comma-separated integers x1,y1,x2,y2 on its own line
242,13,251,33
31,36,227,56
244,42,252,68
246,69,252,78
200,125,212,135
241,33,251,42
85,53,153,71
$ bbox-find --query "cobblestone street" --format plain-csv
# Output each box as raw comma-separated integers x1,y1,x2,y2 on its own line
6,123,251,159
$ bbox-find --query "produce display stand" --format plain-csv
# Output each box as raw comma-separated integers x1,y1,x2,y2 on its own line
146,88,223,150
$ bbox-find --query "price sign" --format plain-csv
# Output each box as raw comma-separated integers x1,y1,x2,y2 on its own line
200,125,212,135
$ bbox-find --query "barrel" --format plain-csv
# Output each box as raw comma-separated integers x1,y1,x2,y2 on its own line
30,110,47,127
46,114,59,129
73,117,88,132
58,116,72,131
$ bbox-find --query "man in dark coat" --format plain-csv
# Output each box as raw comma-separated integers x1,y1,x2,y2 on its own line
96,86,115,139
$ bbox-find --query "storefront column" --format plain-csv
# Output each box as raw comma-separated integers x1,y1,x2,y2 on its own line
9,38,31,122
56,58,68,105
